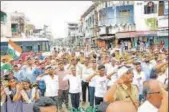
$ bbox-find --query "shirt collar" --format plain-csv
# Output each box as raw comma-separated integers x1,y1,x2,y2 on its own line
139,100,158,112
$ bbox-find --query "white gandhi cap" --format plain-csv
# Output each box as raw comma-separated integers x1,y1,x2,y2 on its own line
117,66,131,78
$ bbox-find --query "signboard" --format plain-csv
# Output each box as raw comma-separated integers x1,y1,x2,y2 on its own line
145,18,158,30
164,1,168,15
158,16,168,28
157,30,169,36
116,31,157,38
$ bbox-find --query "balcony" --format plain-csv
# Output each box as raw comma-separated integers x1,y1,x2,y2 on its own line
116,15,134,24
98,15,134,26
99,18,116,26
11,17,24,24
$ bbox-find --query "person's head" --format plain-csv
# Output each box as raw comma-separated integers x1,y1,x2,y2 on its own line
71,67,76,76
98,65,105,76
115,60,120,66
13,65,19,71
143,80,162,108
72,52,75,56
84,59,89,66
59,62,64,70
8,77,17,88
34,60,39,66
22,79,31,90
80,52,84,56
144,56,150,63
27,57,32,65
40,62,45,69
18,59,22,64
106,101,137,112
63,58,68,64
2,58,6,63
5,70,14,77
118,67,134,84
10,60,14,65
111,59,116,66
104,56,110,63
135,62,141,72
92,60,97,69
112,53,115,57
71,59,77,65
46,66,55,75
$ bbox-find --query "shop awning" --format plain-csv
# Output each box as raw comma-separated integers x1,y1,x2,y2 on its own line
97,36,115,40
116,31,157,39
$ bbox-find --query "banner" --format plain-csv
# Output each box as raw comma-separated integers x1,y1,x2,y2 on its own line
7,40,22,60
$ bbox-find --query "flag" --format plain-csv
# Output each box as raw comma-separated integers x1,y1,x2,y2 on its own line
1,63,12,72
7,40,22,60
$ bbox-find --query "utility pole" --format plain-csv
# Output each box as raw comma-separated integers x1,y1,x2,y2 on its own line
93,0,99,49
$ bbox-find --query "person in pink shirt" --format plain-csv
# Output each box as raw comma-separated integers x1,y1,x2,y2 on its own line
56,61,69,110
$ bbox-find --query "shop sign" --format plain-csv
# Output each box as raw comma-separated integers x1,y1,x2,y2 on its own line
158,16,168,28
116,31,157,38
157,30,169,36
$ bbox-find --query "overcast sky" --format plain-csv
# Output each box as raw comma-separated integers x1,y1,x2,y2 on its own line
1,1,93,38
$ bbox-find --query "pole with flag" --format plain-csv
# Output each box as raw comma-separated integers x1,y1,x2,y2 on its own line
7,40,22,60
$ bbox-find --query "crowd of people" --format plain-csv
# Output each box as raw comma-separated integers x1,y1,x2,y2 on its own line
0,45,168,112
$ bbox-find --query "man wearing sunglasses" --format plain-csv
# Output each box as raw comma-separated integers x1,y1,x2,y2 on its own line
138,80,168,112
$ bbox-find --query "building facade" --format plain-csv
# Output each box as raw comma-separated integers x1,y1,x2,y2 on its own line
80,1,168,49
10,11,26,37
156,1,168,48
1,10,12,38
67,23,79,48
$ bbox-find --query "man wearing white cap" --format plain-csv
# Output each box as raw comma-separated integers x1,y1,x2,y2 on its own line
104,66,139,111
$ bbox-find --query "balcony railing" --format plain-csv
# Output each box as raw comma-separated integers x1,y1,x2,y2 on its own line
99,15,134,26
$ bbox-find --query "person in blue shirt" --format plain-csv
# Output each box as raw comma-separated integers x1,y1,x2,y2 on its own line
13,65,24,82
20,57,39,83
141,56,154,80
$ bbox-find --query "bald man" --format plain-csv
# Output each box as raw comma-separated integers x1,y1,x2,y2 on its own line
138,79,168,112
106,101,136,112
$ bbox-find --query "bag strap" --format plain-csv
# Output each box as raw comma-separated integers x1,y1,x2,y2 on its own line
120,85,138,110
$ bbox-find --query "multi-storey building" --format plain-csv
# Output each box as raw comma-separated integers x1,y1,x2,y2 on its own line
97,1,135,48
132,1,168,48
24,19,35,37
157,1,168,48
80,4,95,48
80,1,169,49
80,1,136,49
1,10,12,38
67,23,79,47
10,11,26,37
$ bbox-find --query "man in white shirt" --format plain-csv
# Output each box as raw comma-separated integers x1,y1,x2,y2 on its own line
36,65,59,110
86,60,97,107
63,67,81,109
132,62,146,103
106,59,118,88
87,65,109,105
81,59,90,104
138,80,163,112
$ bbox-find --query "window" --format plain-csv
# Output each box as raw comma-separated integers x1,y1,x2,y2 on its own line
1,11,7,24
11,24,18,32
120,9,130,16
159,1,164,16
26,46,32,52
119,9,130,23
144,2,157,14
